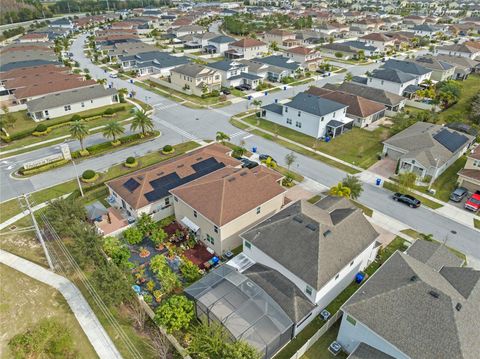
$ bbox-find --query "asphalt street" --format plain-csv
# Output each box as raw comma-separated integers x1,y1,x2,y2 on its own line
1,34,478,262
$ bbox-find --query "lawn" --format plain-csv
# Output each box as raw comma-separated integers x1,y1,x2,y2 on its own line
474,218,480,229
429,156,467,202
382,181,443,209
242,115,389,169
436,74,480,123
301,320,347,359
275,237,408,359
0,264,98,359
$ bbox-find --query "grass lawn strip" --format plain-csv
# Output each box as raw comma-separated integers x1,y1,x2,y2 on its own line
474,218,480,230
301,320,347,359
436,75,480,123
382,181,443,209
274,237,408,359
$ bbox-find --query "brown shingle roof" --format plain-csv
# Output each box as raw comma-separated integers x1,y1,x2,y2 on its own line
468,146,480,160
287,46,317,55
106,144,240,210
267,29,294,36
14,77,96,100
171,166,285,226
360,32,392,42
230,38,266,48
5,72,84,90
458,169,480,181
0,64,67,80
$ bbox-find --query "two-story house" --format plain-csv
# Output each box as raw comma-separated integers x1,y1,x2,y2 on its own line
261,91,353,139
435,41,480,60
409,55,456,81
119,51,190,76
382,59,433,85
206,60,262,88
457,146,480,192
264,29,296,45
358,33,396,52
170,165,286,254
367,68,420,97
169,63,221,96
205,35,236,55
283,47,322,70
225,38,268,60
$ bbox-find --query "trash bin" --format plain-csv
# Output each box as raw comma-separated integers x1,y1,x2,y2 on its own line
355,272,365,284
264,91,268,96
248,95,252,100
325,136,331,142
284,86,287,90
275,99,278,103
376,178,381,186
252,146,257,153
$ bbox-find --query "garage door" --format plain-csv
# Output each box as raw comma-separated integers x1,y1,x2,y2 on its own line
384,146,404,160
460,178,480,193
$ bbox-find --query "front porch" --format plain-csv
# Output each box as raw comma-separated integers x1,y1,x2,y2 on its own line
325,118,354,138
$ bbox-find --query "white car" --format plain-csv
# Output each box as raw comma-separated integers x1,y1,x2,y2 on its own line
109,73,118,78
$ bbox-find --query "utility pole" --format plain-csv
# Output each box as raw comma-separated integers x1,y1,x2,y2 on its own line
71,159,84,197
23,195,54,271
106,0,110,12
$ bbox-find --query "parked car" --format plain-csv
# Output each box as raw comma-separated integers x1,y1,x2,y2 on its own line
234,84,251,91
222,89,231,95
259,154,276,163
240,158,259,169
234,85,245,91
109,73,118,78
449,187,468,202
464,191,480,212
392,193,421,208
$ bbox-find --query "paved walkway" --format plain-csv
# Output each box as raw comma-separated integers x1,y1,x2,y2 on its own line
0,250,122,359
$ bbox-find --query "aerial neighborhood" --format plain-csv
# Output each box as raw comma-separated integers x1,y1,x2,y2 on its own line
1,1,480,359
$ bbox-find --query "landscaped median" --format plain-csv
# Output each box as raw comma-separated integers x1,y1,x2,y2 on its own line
274,237,409,359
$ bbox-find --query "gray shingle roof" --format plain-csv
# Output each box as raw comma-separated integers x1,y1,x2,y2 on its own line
0,59,59,72
209,35,236,44
411,56,455,71
383,59,432,76
262,103,283,115
342,251,480,359
119,51,189,68
241,197,379,291
406,240,465,270
256,55,301,71
171,63,214,77
369,68,417,83
285,92,347,117
26,85,117,112
206,60,247,72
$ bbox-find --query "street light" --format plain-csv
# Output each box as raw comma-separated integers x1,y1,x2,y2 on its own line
428,158,440,192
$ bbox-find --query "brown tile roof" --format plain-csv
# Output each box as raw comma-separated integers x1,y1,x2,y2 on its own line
306,86,385,118
172,17,194,26
20,33,48,40
468,146,480,160
458,169,480,181
106,144,240,210
5,72,84,90
0,64,68,80
170,166,285,226
14,78,97,100
230,38,266,48
360,32,393,42
287,46,317,55
0,44,52,54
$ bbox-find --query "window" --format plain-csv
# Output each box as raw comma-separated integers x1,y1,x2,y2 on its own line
335,274,339,280
298,111,301,117
206,234,215,244
256,206,261,214
305,286,312,295
286,118,292,125
174,196,178,202
333,111,336,118
295,121,302,128
381,80,384,85
350,260,354,266
285,107,288,113
64,105,71,111
474,160,480,167
244,241,251,249
193,210,197,218
346,315,357,326
81,102,85,108
321,116,324,121
214,225,218,233
165,197,170,205
44,110,49,116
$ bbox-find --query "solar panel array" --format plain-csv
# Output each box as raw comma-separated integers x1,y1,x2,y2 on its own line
433,129,468,153
123,178,141,193
143,157,226,202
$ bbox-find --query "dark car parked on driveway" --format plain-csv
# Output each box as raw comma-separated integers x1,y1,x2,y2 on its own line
449,187,468,202
240,158,259,169
392,193,421,208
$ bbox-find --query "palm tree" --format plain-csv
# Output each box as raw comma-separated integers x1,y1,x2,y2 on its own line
130,110,154,136
252,99,262,108
329,183,351,198
215,131,230,144
341,175,363,200
97,78,107,86
118,88,129,101
102,121,125,143
69,121,89,151
344,72,353,82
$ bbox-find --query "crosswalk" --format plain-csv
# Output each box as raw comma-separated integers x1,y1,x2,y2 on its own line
153,103,179,111
156,119,200,142
230,131,246,139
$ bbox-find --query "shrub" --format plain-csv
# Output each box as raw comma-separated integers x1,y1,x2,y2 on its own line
126,156,136,164
19,159,69,175
103,108,115,115
71,114,82,121
82,169,96,180
154,295,194,333
35,124,48,132
162,145,174,154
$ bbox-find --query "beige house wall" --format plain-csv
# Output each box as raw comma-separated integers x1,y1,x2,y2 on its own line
170,69,221,97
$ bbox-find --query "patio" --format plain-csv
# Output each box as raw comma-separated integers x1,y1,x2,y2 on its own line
184,243,215,270
95,207,129,236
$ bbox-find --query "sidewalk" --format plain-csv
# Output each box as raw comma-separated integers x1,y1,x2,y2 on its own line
0,249,122,359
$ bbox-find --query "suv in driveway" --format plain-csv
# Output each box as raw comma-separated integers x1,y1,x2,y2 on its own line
392,193,421,208
450,187,468,202
465,191,480,212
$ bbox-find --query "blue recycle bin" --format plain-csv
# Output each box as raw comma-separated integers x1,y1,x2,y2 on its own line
325,136,331,142
252,146,257,153
248,95,252,100
275,99,278,103
264,91,268,96
130,79,134,83
376,178,381,186
355,272,365,284
284,86,287,90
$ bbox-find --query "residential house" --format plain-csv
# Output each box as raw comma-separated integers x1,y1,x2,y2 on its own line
169,63,221,96
323,82,406,113
17,33,49,43
433,54,480,80
26,85,118,121
169,25,206,37
457,146,480,192
435,41,480,60
106,144,240,223
183,32,217,49
382,59,433,85
321,41,380,59
185,196,380,359
382,122,475,180
241,197,380,334
49,18,74,30
367,68,420,97
264,29,296,45
337,240,478,359
261,91,353,139
205,35,236,54
170,165,285,254
306,87,386,128
412,24,442,38
252,55,302,81
205,60,261,88
119,51,190,76
358,33,396,52
225,38,268,60
107,42,157,61
408,55,455,81
283,47,322,70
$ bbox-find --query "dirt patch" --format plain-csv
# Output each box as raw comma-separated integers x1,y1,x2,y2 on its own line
0,230,47,267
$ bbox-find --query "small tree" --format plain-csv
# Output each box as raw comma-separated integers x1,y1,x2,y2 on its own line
284,151,297,171
397,172,417,193
252,99,262,108
154,295,194,333
341,175,363,200
151,227,168,248
180,257,201,284
215,131,230,144
123,226,143,245
102,121,124,143
335,51,343,58
69,120,89,151
344,72,353,82
130,110,154,136
329,182,351,198
136,213,156,237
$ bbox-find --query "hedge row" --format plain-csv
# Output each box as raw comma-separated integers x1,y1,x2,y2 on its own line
19,159,70,176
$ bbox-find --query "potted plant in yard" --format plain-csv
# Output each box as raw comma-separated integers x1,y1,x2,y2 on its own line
139,246,151,258
151,228,168,251
143,294,153,304
146,280,155,292
135,268,146,284
153,289,163,303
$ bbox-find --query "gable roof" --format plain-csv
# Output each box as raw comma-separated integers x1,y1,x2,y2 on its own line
406,240,465,270
411,55,455,71
206,60,247,72
360,32,393,42
241,197,379,290
230,38,266,48
170,166,284,226
106,144,239,209
283,92,347,117
369,68,417,83
171,63,216,77
286,46,318,55
323,82,405,107
342,250,480,359
209,35,236,44
119,51,190,68
255,55,301,71
383,59,432,76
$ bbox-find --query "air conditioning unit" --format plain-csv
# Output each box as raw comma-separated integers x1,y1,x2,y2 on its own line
328,341,342,356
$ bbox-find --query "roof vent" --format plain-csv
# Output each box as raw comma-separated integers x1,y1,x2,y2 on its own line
306,223,318,231
177,164,184,168
293,216,303,223
240,172,247,176
227,177,236,182
455,303,462,311
428,290,440,299
323,229,332,237
196,157,203,160
410,275,417,282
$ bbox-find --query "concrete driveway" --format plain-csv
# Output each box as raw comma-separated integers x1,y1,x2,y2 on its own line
368,157,397,179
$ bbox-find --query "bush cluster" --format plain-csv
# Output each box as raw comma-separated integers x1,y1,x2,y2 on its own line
82,169,96,180
19,159,69,176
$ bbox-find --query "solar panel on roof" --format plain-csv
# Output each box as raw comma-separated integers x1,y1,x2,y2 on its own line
123,178,140,192
433,129,468,153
